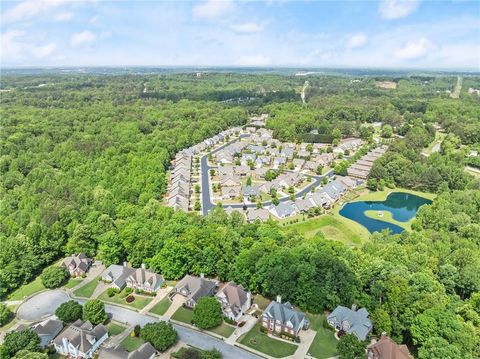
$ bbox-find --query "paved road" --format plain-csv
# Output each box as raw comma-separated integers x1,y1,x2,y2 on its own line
15,290,259,359
200,135,335,215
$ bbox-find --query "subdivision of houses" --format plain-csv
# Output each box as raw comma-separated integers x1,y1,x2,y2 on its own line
174,274,217,308
215,282,252,321
327,304,373,340
61,253,92,277
261,297,309,337
53,320,108,358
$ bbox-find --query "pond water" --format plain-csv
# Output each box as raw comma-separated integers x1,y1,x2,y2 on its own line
339,192,432,234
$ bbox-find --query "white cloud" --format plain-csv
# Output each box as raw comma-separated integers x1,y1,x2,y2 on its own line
54,11,73,22
236,54,271,66
89,15,98,24
2,0,68,24
379,0,419,20
394,37,435,59
230,22,264,34
346,33,367,49
193,0,233,19
31,42,57,58
71,30,97,47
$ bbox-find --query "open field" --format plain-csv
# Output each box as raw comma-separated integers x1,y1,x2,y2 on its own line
7,276,45,301
307,313,338,359
171,306,194,324
208,322,235,337
64,278,83,289
73,277,100,298
238,323,298,358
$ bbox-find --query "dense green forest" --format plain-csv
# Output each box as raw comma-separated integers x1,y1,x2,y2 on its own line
1,72,479,358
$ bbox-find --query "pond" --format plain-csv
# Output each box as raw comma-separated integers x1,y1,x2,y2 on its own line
339,192,432,234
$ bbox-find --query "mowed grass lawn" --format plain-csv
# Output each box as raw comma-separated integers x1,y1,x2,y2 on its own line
208,321,235,337
307,314,337,359
239,323,298,358
73,277,100,298
106,322,127,336
149,297,172,316
121,335,145,352
98,290,153,310
64,278,83,289
7,276,45,301
171,306,193,324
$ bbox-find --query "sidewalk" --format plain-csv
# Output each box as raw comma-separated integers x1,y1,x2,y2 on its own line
291,329,316,359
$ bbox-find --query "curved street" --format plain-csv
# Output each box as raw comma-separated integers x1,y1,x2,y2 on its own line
14,290,259,359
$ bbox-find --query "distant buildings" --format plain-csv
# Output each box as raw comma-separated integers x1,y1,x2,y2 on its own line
348,146,387,179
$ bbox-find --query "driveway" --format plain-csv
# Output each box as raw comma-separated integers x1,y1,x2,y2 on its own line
17,290,70,321
14,290,260,359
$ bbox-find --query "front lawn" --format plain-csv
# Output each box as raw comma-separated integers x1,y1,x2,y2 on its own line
98,289,153,310
208,321,235,337
149,297,172,316
106,322,127,336
238,323,298,358
171,306,193,324
8,276,45,301
306,313,338,359
64,278,83,289
73,277,100,298
121,335,145,352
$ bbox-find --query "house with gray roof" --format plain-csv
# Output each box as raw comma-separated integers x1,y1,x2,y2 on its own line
241,153,257,166
292,158,305,171
246,208,270,222
261,297,308,337
294,198,315,213
327,305,373,340
280,148,294,159
273,157,287,169
53,319,108,358
216,282,252,321
243,185,260,198
174,275,217,308
61,253,92,278
222,185,242,199
125,265,164,293
33,319,63,348
101,264,134,290
100,342,156,359
271,201,297,218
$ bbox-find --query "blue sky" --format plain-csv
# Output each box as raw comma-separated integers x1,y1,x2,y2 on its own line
1,0,479,69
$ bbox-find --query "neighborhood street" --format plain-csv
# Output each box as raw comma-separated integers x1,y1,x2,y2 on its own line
15,290,260,359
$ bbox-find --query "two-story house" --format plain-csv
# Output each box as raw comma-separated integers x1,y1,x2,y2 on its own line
125,265,164,293
261,297,308,337
53,320,108,358
174,274,217,308
215,282,252,321
327,304,373,340
367,333,413,359
61,253,92,277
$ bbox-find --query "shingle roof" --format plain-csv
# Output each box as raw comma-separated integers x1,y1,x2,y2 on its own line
175,275,217,303
263,301,305,332
327,306,372,340
367,334,412,359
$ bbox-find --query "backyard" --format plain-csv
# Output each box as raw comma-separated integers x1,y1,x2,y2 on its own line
306,313,338,359
238,323,298,358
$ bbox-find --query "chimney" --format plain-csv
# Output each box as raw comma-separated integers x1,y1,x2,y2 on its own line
141,263,146,270
351,304,357,312
381,332,387,340
200,273,204,279
123,261,128,267
276,295,282,303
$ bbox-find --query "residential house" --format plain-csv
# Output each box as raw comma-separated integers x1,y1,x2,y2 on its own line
220,175,241,187
101,264,134,290
297,150,310,158
216,282,252,321
273,157,287,169
254,168,268,180
243,185,260,198
280,148,294,159
216,151,234,165
222,185,242,199
306,191,333,208
53,320,108,359
272,201,297,218
294,198,316,213
367,333,413,359
292,158,305,171
174,275,217,308
218,166,235,177
125,265,164,293
168,195,189,212
304,160,319,173
261,297,308,337
322,180,347,202
61,253,92,278
32,319,63,349
241,153,257,166
246,208,270,222
327,305,373,340
256,155,271,168
234,165,250,177
247,144,266,154
101,342,156,359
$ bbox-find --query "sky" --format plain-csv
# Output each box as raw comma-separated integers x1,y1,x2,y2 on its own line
1,0,479,69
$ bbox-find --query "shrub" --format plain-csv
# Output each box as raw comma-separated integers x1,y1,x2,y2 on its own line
41,267,69,289
140,322,177,352
223,317,234,325
0,304,13,326
125,287,133,294
133,324,141,337
126,295,135,303
107,288,118,297
83,299,107,324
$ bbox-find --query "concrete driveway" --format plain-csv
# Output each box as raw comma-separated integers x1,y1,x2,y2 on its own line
17,290,70,321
